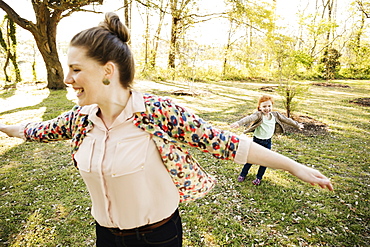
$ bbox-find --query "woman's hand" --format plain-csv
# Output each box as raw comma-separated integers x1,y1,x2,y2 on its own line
289,164,334,191
230,123,239,128
0,123,22,138
0,123,7,133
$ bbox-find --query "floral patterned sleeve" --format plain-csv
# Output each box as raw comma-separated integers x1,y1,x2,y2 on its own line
143,95,251,162
23,107,78,142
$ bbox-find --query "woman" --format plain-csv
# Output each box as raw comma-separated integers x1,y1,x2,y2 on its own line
0,12,333,247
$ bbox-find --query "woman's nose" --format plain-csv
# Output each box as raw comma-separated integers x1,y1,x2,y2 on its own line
64,74,74,85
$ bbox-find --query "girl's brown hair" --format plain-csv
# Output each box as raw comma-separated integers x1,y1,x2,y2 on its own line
70,12,135,89
257,95,274,111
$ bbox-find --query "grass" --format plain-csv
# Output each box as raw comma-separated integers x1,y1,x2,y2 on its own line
0,80,369,246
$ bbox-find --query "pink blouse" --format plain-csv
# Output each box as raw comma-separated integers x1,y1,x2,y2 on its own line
75,92,179,229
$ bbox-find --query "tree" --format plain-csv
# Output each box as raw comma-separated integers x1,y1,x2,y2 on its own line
277,81,309,118
134,0,170,71
357,0,370,17
322,0,337,46
123,0,132,30
0,0,103,90
222,0,276,78
0,15,21,83
320,47,341,80
167,0,196,69
135,0,219,71
342,1,370,78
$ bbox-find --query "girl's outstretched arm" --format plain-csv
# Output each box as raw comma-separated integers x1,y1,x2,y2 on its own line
247,142,334,191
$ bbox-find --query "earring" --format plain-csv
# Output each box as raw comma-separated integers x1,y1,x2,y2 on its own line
103,78,110,85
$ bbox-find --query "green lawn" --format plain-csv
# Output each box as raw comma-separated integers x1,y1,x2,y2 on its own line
0,80,369,246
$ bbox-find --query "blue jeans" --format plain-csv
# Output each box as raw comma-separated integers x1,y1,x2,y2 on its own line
96,209,182,247
240,136,272,180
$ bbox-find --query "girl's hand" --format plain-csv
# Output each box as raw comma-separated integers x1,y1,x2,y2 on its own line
230,123,239,128
298,123,304,130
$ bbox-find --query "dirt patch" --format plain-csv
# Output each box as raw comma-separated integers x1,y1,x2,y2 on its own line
260,86,278,92
285,115,329,136
312,82,350,88
172,89,212,96
349,98,370,107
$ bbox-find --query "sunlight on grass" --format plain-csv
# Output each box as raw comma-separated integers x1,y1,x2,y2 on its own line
264,171,297,188
52,204,69,220
0,85,49,113
1,108,46,124
0,160,22,171
202,231,218,246
0,136,24,155
12,209,56,246
326,90,356,96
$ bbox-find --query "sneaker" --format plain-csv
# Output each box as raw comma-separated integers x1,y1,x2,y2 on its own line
237,176,245,182
252,178,261,185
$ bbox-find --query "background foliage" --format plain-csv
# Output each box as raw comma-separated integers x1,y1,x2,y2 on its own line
1,0,370,86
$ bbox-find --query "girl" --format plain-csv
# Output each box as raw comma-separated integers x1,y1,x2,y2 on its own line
230,95,304,185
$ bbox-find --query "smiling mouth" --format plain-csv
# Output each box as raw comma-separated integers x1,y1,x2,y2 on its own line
74,88,84,96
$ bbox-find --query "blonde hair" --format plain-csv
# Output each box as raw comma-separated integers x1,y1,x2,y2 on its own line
257,95,274,111
70,12,135,89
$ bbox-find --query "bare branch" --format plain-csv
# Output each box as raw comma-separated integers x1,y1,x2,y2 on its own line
0,0,36,32
356,0,370,18
61,8,103,18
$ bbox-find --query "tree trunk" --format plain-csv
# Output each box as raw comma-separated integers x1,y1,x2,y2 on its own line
123,0,131,30
223,21,233,77
3,49,10,82
356,13,365,52
10,53,21,82
168,16,179,69
144,1,150,67
33,31,65,89
325,0,334,46
7,17,21,82
149,0,168,68
32,4,65,89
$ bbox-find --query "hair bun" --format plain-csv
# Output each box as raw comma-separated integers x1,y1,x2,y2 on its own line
100,12,130,43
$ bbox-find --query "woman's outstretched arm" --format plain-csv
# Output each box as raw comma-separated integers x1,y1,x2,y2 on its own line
247,142,334,191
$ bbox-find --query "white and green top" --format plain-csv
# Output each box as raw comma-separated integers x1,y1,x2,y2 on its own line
253,113,276,139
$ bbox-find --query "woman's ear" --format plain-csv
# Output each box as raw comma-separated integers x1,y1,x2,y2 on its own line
104,62,115,79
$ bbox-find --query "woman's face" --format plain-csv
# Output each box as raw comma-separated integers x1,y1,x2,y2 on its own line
64,46,106,106
259,100,273,115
